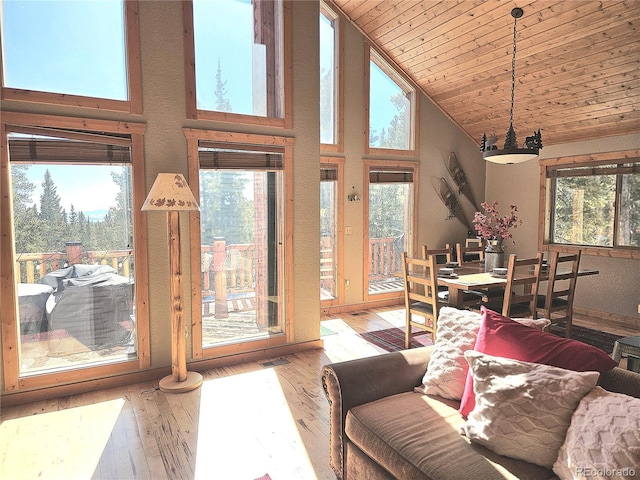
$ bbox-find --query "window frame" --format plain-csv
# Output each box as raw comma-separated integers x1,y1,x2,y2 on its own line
0,112,149,393
319,2,344,153
320,156,344,307
184,128,295,360
0,0,143,114
364,44,418,156
183,0,292,129
538,149,640,259
363,159,419,302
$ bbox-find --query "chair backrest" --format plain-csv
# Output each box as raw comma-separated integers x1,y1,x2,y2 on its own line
502,252,543,317
456,242,485,264
402,252,440,340
465,238,483,248
538,250,581,335
421,244,452,264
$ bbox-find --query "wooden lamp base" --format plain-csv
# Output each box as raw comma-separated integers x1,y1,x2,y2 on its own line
159,371,203,393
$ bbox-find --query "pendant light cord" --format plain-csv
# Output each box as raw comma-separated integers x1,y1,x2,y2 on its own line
509,13,518,128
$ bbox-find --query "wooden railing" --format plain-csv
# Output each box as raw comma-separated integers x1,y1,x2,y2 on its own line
369,236,403,281
15,242,134,284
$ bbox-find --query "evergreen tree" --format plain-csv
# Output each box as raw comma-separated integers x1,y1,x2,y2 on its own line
38,170,67,251
380,92,409,149
214,58,232,112
11,165,45,253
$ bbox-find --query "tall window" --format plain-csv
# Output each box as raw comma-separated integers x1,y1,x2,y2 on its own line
543,156,640,250
367,48,416,153
188,0,288,125
320,158,343,304
197,144,286,349
365,161,418,299
320,3,340,148
0,0,142,113
6,129,138,376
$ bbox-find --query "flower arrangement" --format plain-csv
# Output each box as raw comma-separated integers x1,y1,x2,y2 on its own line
473,201,523,243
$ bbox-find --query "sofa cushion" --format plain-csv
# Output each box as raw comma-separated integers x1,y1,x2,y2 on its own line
415,307,483,400
459,307,617,417
462,351,599,468
345,391,556,480
553,386,640,479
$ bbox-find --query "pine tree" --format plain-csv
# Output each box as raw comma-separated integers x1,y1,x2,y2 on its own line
11,165,45,253
38,170,67,252
214,58,232,112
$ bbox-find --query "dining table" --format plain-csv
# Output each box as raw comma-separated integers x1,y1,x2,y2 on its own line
436,261,600,308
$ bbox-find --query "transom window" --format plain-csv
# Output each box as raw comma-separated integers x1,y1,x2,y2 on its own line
320,2,341,148
1,0,141,113
367,47,416,153
187,0,288,125
541,152,640,252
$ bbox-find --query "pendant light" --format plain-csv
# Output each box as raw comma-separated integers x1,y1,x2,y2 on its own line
481,7,542,164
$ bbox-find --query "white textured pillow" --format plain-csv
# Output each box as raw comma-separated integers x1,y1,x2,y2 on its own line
415,307,482,399
462,351,599,468
553,386,640,480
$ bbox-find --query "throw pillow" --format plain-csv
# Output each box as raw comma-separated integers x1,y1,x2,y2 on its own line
462,351,599,468
415,307,551,400
415,307,482,399
553,386,640,480
458,307,617,417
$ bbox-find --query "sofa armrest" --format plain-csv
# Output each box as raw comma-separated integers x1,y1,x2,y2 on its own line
321,346,433,480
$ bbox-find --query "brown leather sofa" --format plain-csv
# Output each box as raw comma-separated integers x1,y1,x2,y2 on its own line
322,346,640,480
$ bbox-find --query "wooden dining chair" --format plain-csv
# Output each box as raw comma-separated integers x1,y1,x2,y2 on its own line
421,245,454,305
483,253,543,318
536,250,581,338
456,242,484,264
402,252,442,348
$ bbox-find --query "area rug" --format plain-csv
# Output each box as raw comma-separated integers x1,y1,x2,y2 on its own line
359,325,621,354
359,327,433,352
551,323,623,354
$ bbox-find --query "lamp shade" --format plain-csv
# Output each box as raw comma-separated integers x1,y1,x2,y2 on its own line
142,173,199,211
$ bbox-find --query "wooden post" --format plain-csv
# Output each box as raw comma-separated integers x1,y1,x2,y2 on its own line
213,238,228,318
158,210,202,393
65,242,83,265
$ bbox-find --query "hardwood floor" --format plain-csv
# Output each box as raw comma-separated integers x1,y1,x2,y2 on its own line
0,305,635,480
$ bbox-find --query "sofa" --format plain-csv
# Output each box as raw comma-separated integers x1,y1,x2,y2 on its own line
322,307,640,480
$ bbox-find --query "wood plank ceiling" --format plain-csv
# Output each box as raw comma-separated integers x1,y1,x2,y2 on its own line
332,0,640,147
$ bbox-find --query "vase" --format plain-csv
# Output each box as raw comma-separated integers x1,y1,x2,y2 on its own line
484,240,505,272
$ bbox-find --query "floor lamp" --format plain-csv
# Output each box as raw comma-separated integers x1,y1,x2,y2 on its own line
142,173,203,393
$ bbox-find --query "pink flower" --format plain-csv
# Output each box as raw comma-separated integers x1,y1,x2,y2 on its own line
473,201,523,243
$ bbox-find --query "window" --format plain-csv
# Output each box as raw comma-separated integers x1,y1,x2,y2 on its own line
320,158,344,304
541,151,640,254
186,0,290,127
0,0,142,113
364,160,418,299
186,131,294,358
320,3,342,150
1,116,149,389
367,47,417,154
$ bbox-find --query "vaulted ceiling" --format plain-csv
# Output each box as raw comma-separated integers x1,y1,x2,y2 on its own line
332,0,640,148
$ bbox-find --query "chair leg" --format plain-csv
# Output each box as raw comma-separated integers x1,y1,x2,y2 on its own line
405,313,411,349
565,317,572,339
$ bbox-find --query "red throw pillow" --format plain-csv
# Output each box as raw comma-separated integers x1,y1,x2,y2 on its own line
459,306,618,418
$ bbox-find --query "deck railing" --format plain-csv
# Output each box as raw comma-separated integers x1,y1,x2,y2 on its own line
15,242,133,284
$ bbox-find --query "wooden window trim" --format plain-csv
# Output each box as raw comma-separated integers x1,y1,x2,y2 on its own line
183,0,293,129
320,2,344,153
538,148,640,260
362,159,419,303
184,128,295,360
364,44,419,157
0,112,149,393
0,0,143,115
320,156,344,307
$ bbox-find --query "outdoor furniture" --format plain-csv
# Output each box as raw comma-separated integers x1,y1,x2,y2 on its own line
612,336,640,373
17,283,54,334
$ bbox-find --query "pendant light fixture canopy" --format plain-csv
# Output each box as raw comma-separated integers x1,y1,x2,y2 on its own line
481,7,542,164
